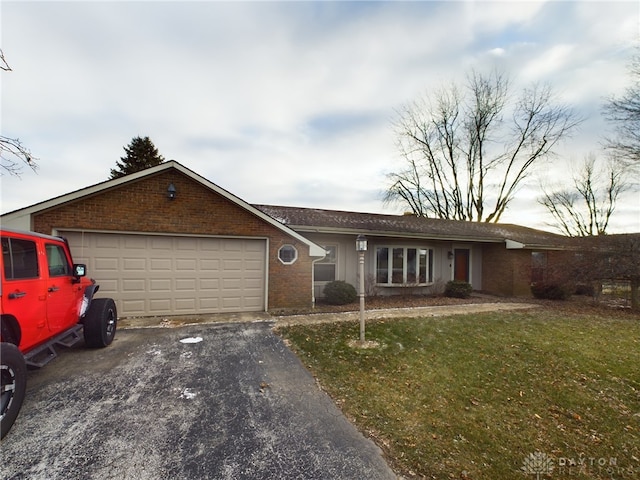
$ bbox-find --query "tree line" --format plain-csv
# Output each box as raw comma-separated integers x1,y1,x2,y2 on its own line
384,54,639,237
2,47,638,237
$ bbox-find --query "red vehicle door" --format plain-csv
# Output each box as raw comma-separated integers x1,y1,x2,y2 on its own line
44,242,83,333
1,235,48,351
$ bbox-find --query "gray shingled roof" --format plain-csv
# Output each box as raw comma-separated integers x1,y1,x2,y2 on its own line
254,205,573,249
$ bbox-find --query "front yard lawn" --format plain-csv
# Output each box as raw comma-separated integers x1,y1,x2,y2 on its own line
277,309,640,479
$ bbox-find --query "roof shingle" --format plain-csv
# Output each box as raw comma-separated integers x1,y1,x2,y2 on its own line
254,205,573,249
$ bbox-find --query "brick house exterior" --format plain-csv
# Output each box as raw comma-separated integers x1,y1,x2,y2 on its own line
3,162,324,315
3,161,589,316
255,205,574,300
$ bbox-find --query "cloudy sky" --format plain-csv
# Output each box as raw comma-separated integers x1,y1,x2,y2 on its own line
1,1,638,233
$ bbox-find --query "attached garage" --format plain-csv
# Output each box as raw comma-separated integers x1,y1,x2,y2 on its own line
1,161,325,316
62,231,267,317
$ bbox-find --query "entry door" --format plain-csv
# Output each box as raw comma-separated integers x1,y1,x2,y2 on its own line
454,249,470,283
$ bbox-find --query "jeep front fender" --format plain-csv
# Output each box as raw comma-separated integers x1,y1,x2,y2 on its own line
79,284,100,319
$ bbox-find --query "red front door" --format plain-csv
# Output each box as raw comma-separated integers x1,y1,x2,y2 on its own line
454,249,470,283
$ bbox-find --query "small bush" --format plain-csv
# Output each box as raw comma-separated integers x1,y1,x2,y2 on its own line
575,283,595,297
323,281,358,305
531,283,571,300
444,280,473,298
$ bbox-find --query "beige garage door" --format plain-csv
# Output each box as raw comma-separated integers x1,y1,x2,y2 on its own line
62,232,266,317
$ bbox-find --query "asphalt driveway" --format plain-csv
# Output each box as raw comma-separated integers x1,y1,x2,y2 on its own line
1,322,397,480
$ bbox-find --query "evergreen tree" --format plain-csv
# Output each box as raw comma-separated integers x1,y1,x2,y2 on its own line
109,136,165,179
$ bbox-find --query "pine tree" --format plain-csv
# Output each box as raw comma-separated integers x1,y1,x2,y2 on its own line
109,136,165,179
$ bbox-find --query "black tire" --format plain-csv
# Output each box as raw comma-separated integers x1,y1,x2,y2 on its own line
84,298,117,348
1,342,27,439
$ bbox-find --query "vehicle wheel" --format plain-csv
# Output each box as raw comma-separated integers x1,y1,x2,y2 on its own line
84,298,117,348
1,342,27,439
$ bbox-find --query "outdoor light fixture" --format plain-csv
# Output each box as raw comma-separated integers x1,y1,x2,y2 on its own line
448,251,454,259
356,234,368,252
356,234,368,343
167,183,177,200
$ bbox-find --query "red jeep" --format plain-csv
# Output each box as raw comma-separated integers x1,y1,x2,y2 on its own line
1,228,117,438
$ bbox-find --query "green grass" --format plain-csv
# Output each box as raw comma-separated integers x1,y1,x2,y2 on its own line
277,310,640,479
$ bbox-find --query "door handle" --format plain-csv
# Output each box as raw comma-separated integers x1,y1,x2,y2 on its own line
8,291,26,299
48,286,60,293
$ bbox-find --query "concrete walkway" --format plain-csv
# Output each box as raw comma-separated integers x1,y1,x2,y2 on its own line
273,302,539,327
119,302,539,329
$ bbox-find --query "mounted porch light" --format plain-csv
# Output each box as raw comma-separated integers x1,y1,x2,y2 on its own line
167,183,177,200
356,234,368,252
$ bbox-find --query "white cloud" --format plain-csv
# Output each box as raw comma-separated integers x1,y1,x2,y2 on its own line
1,1,638,234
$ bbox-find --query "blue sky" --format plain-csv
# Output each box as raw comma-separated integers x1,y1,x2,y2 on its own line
1,1,638,233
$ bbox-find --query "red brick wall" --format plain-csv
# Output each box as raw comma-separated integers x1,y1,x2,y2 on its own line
32,170,313,310
481,244,533,297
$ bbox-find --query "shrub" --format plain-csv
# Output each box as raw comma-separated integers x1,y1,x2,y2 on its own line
444,280,473,298
323,281,358,305
531,282,571,300
574,283,595,297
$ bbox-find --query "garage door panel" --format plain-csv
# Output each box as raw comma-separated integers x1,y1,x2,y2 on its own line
150,279,171,291
199,279,220,290
125,237,148,249
95,258,118,270
176,279,196,290
150,258,171,271
123,258,146,271
123,279,146,292
200,259,220,270
95,236,119,248
63,232,266,317
176,259,198,271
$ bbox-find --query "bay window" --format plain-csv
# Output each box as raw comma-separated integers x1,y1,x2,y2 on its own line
376,246,433,285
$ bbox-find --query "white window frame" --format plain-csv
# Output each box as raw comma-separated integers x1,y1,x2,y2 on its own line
375,246,434,286
314,245,337,282
278,244,298,265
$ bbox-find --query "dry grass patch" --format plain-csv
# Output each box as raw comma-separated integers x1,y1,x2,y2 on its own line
277,308,640,479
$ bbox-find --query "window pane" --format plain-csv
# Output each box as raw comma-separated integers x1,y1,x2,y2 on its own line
376,247,388,283
428,249,434,283
419,249,427,283
407,248,417,283
278,245,298,264
392,248,404,284
315,263,336,282
46,244,71,276
531,252,547,283
3,238,39,279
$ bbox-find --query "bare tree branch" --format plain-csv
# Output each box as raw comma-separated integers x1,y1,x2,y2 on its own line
385,69,581,222
602,49,640,174
0,49,12,71
0,135,39,176
539,154,627,236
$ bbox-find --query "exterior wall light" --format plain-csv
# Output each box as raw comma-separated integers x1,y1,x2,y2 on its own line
167,183,177,200
356,234,368,252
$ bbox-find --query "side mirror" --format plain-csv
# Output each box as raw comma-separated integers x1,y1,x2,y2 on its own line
73,264,87,277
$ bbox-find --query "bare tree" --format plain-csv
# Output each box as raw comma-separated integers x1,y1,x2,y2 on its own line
0,49,12,71
385,70,581,222
539,154,627,236
603,50,640,174
0,49,38,176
